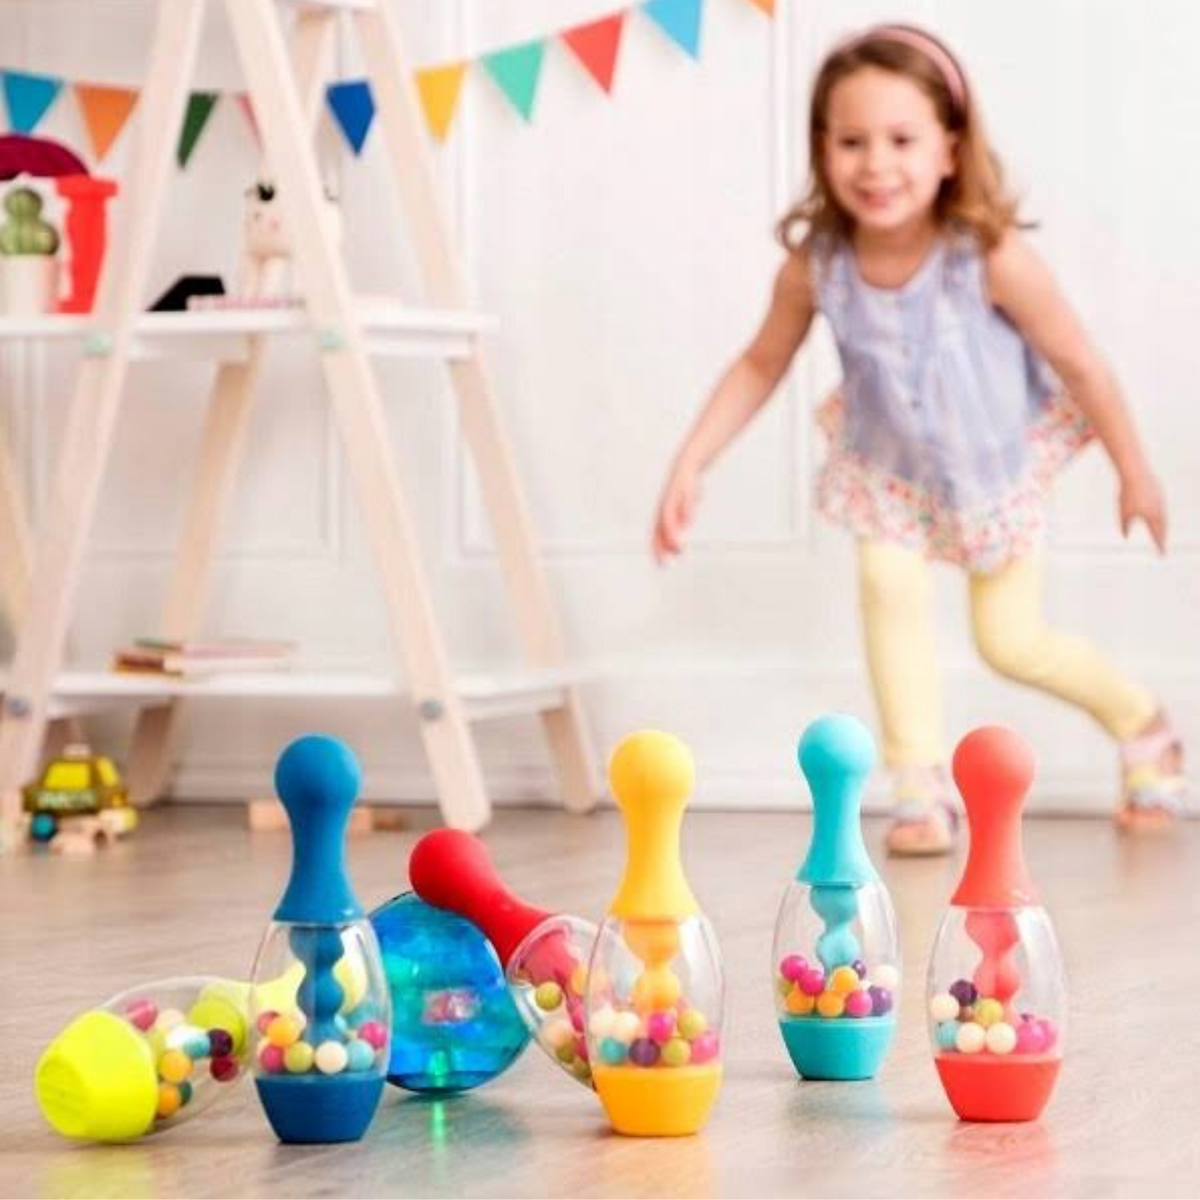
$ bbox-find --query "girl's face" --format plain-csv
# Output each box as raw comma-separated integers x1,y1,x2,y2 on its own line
822,66,956,238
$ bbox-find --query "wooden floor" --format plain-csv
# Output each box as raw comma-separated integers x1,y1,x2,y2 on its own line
4,803,1199,1199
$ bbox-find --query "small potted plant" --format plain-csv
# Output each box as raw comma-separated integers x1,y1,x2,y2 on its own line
0,182,60,315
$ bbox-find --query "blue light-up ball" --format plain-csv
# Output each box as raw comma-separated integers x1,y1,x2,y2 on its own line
368,892,530,1093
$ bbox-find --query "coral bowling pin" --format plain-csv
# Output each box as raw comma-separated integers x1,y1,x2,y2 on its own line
408,829,597,1086
249,736,391,1143
927,726,1066,1121
772,715,901,1080
586,731,724,1137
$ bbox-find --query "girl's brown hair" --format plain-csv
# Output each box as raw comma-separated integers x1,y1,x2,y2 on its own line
777,25,1018,253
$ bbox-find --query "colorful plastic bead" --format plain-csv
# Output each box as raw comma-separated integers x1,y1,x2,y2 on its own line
157,1049,192,1084
661,1037,691,1067
544,1018,574,1050
647,1011,676,1044
930,992,960,1022
256,1010,280,1035
611,1011,641,1043
258,1043,286,1073
798,968,826,997
873,964,900,991
816,991,845,1019
266,1016,302,1049
779,954,808,983
868,986,894,1016
357,1020,388,1051
690,1032,720,1064
125,999,158,1031
628,1038,660,1067
588,1006,616,1039
949,979,977,1007
1038,1018,1059,1052
955,1022,986,1054
177,1081,193,1107
935,1021,959,1051
207,1028,234,1059
156,1082,182,1119
845,990,874,1019
985,1022,1017,1055
210,1055,239,1082
346,1039,376,1072
155,1009,186,1033
1015,1019,1045,1054
785,987,816,1016
315,1041,349,1075
974,998,1004,1028
829,966,860,996
599,1037,628,1065
678,1009,707,1040
534,982,563,1011
284,1042,315,1074
851,959,867,978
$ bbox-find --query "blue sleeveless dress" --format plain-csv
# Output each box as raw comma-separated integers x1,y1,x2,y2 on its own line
811,233,1093,572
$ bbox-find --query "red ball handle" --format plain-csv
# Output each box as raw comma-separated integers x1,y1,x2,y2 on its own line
409,829,553,966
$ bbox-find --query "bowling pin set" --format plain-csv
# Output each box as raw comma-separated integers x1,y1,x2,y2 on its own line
34,717,1066,1146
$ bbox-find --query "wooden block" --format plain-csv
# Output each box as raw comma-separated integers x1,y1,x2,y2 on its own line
246,798,406,834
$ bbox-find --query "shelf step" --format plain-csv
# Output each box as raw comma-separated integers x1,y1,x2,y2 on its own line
5,665,590,723
0,301,498,364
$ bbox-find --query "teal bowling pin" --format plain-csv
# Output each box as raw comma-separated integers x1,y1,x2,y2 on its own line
249,735,391,1143
772,715,900,1080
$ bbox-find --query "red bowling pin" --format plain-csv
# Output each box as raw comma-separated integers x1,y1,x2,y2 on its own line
927,727,1066,1121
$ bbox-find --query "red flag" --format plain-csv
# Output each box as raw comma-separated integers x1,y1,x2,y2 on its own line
561,12,625,94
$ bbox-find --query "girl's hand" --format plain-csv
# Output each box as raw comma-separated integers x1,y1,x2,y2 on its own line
652,465,703,564
1119,468,1168,553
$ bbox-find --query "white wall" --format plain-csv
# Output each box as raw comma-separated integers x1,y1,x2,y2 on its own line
2,0,1196,812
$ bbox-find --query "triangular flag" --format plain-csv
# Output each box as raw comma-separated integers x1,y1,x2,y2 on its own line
415,63,466,142
74,84,138,161
561,13,625,94
177,91,219,167
743,0,774,12
641,0,704,59
326,80,375,154
481,40,545,123
236,93,260,147
2,71,63,135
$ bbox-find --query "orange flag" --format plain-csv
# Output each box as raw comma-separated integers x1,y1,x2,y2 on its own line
415,62,467,142
74,83,138,161
561,13,625,94
743,0,774,12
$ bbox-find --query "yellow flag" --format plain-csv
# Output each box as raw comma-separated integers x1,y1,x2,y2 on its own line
415,63,467,142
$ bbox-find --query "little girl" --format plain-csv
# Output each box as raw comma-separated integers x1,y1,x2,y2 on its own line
651,23,1184,853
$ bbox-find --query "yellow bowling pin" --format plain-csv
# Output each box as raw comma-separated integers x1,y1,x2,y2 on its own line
586,731,724,1136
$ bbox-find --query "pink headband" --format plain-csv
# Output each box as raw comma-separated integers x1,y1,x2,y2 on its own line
853,24,967,112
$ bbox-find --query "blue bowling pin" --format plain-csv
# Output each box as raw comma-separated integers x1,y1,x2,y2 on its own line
250,736,391,1143
771,715,901,1080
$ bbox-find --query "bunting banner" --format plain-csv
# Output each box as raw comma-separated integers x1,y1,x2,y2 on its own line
0,0,771,162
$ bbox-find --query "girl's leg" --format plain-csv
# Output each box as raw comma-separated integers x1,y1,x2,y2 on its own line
968,553,1183,829
857,540,957,854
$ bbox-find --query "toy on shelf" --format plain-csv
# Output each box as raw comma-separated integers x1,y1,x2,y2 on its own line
773,715,901,1081
368,890,530,1093
586,731,724,1137
188,179,340,311
927,726,1066,1122
250,735,390,1144
408,828,599,1087
35,975,260,1141
0,182,59,315
0,135,117,315
23,742,137,853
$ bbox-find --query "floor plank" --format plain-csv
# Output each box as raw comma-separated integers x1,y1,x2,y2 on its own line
3,804,1198,1198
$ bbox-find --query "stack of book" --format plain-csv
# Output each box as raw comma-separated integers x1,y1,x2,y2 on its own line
111,637,296,677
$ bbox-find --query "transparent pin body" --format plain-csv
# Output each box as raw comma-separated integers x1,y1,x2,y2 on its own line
772,879,900,1079
506,913,599,1087
36,975,253,1142
370,892,529,1093
250,918,390,1143
927,904,1066,1121
584,914,724,1136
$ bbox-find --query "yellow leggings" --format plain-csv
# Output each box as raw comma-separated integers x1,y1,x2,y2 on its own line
858,540,1156,767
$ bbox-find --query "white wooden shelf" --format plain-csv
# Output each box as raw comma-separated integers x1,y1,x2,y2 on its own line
0,300,498,363
3,665,591,723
